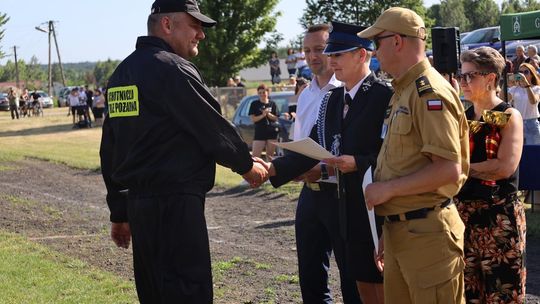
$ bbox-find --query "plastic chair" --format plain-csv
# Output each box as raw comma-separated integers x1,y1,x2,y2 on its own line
518,144,540,212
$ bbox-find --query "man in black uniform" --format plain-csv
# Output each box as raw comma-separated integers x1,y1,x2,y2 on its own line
259,22,393,304
99,0,267,303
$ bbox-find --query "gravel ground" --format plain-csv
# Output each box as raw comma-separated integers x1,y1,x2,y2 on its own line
0,158,538,303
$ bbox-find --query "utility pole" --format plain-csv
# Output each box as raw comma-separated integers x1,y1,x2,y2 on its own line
47,21,52,96
13,46,20,88
35,20,66,96
51,22,66,87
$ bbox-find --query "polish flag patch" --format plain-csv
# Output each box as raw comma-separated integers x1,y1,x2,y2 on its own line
426,99,443,111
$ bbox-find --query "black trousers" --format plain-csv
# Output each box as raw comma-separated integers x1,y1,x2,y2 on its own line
295,185,361,303
127,192,213,304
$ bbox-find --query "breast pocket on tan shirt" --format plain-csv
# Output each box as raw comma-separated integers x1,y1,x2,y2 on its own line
388,112,413,157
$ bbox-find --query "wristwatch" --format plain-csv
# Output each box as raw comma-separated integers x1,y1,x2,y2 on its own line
320,163,329,180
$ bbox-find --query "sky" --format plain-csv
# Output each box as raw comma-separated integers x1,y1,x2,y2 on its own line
1,0,503,65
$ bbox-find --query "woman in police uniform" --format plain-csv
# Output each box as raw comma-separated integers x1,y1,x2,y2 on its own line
269,21,393,304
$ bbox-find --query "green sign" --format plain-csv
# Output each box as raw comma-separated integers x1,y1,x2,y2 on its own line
500,10,540,40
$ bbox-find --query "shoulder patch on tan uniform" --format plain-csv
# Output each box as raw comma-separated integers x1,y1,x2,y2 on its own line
426,99,443,111
415,76,433,97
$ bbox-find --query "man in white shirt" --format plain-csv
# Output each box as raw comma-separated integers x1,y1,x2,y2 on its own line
287,24,361,303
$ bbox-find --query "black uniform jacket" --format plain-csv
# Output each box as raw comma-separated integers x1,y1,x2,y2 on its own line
270,73,393,240
100,36,252,223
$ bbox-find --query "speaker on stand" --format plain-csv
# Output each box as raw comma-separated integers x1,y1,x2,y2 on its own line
431,27,461,76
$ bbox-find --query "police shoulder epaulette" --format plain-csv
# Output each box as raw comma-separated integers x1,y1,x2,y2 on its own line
376,79,393,89
415,76,434,97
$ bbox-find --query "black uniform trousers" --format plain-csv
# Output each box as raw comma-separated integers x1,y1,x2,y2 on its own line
127,192,213,304
296,185,361,304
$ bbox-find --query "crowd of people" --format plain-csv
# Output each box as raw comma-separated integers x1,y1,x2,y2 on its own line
6,88,45,119
98,1,534,303
66,86,106,128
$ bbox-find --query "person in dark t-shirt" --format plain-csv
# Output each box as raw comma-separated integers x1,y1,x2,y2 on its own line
248,83,279,160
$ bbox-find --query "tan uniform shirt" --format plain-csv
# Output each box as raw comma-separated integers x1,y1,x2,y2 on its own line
374,59,469,216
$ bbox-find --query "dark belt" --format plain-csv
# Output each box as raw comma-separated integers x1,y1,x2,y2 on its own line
305,182,337,192
385,199,452,222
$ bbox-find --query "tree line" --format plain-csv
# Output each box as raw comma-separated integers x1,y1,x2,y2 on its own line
1,0,540,88
0,57,119,90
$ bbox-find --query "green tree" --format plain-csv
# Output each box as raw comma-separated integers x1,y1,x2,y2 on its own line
427,4,442,27
501,0,540,13
24,56,46,86
193,0,281,86
300,0,430,28
0,12,9,58
94,59,119,87
439,0,471,32
464,0,499,29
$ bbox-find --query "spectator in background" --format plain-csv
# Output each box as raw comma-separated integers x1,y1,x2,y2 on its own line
92,89,106,127
295,47,309,78
284,77,308,140
249,84,279,160
526,45,540,67
8,87,19,120
234,75,245,87
19,88,29,117
457,46,526,304
288,75,297,87
68,88,80,125
294,77,308,97
286,48,297,77
85,87,94,124
269,51,281,84
512,45,527,73
226,77,236,87
508,62,540,144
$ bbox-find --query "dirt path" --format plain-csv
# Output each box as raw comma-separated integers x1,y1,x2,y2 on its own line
0,159,538,303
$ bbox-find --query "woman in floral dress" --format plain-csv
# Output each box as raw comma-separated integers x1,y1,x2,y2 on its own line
455,46,526,303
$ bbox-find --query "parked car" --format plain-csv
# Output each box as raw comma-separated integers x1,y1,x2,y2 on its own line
0,92,9,111
231,91,296,149
461,26,501,51
31,91,54,108
57,86,76,107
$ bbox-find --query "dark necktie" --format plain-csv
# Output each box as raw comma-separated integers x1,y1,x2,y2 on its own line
343,93,352,118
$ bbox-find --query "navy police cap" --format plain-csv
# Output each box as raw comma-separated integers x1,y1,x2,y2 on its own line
323,21,374,54
151,0,217,27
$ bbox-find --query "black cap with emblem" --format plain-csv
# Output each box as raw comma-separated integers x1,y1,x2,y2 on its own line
151,0,217,27
323,21,374,55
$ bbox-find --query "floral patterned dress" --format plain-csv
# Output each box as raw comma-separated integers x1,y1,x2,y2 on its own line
455,102,526,304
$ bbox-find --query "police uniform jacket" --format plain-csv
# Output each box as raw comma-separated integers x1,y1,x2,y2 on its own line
271,73,393,240
100,36,252,223
374,59,469,216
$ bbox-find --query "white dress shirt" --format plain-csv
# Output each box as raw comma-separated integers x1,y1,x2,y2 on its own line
293,74,342,140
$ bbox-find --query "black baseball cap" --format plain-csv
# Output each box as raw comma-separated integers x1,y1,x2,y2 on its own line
151,0,217,27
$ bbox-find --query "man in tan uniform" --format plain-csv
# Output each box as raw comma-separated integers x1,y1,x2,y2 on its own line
359,7,469,304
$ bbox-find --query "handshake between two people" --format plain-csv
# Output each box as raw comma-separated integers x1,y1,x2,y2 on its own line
241,157,274,188
241,154,359,188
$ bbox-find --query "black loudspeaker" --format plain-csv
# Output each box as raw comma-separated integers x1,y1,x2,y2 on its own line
431,27,460,74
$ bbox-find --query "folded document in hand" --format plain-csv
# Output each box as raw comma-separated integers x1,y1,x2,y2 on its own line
273,138,333,160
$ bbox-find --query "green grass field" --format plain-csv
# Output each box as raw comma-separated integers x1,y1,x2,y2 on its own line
0,231,138,304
